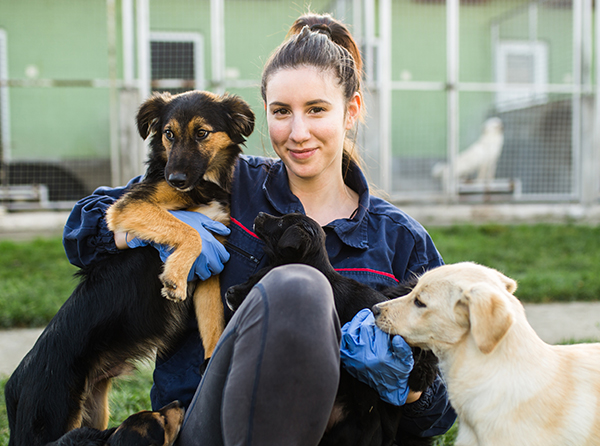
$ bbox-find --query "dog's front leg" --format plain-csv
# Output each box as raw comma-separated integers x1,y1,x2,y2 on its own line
106,200,202,302
193,275,225,358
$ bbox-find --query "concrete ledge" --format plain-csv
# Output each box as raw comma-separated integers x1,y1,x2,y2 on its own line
0,209,70,240
524,301,600,344
1,203,599,242
397,203,600,226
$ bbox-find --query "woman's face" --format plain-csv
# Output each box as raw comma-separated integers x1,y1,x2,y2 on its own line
265,66,360,184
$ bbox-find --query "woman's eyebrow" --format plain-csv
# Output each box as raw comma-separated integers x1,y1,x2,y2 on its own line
268,99,332,108
306,99,332,106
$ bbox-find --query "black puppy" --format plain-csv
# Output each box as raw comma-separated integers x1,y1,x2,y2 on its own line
46,401,185,446
226,212,439,446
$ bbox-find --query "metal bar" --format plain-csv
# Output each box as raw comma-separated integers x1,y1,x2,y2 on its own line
122,0,135,87
580,0,595,205
107,0,121,186
528,3,538,42
363,0,375,83
0,29,11,166
446,0,459,201
378,0,392,193
211,0,225,94
390,81,585,94
353,0,362,45
136,0,150,101
595,0,600,200
572,0,582,201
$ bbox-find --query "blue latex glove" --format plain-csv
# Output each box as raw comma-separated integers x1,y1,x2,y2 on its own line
340,308,414,406
127,210,230,281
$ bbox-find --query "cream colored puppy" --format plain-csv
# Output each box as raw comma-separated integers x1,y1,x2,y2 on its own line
373,262,600,446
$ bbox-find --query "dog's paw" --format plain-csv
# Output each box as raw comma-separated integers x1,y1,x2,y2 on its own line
160,275,188,302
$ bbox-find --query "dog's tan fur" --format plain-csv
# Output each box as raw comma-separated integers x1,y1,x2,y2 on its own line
105,162,228,361
374,262,600,446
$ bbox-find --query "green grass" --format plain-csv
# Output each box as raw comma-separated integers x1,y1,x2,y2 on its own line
1,224,598,328
427,224,600,303
0,238,78,328
0,366,154,446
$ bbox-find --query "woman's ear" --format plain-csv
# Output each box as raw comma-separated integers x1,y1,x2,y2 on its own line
345,92,362,130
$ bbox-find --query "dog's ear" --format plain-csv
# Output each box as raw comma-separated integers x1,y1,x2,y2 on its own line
299,220,320,239
463,283,514,354
278,226,304,252
136,92,172,139
221,95,255,142
495,269,517,294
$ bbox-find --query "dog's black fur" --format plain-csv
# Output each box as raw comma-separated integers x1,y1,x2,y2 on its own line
46,401,185,446
5,91,254,446
225,212,439,446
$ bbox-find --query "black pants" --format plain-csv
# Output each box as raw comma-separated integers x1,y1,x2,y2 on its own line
176,264,341,446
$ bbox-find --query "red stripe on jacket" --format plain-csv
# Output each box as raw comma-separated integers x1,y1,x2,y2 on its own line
231,217,260,239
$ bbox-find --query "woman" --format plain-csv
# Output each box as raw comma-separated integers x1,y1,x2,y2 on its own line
63,13,455,444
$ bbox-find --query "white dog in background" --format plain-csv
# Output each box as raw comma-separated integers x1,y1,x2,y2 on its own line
373,262,600,446
432,117,504,183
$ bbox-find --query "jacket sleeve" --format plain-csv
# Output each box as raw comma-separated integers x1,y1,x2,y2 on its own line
396,375,457,438
62,176,142,268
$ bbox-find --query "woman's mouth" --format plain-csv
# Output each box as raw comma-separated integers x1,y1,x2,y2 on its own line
288,148,317,160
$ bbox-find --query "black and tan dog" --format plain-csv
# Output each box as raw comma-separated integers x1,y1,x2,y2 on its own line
5,91,254,446
46,401,185,446
226,212,439,446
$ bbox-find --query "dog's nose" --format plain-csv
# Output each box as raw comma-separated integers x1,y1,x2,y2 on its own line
371,305,381,317
167,173,188,189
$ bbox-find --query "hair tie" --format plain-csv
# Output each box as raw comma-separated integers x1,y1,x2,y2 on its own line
310,23,332,39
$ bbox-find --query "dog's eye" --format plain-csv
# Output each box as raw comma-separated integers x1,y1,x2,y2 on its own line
414,298,427,308
164,130,174,141
196,129,210,140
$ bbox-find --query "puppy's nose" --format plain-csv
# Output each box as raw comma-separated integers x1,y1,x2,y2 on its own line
168,172,188,189
371,305,381,317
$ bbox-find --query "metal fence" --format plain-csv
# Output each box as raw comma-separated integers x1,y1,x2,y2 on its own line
0,0,598,212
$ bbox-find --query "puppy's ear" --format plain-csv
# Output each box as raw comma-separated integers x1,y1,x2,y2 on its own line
221,95,255,143
463,283,514,354
136,92,172,139
278,226,304,252
496,269,517,294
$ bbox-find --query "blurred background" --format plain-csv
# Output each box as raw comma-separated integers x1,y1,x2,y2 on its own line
0,0,598,215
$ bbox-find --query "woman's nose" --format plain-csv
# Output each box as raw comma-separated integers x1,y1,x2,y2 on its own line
289,116,310,143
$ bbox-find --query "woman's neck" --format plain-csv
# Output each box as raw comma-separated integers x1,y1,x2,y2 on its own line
288,174,359,226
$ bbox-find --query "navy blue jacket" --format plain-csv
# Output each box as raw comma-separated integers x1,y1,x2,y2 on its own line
63,155,456,438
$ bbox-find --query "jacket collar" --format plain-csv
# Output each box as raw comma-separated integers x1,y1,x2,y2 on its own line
263,160,370,250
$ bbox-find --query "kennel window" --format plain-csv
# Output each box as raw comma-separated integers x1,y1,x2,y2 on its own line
150,32,205,95
495,40,549,112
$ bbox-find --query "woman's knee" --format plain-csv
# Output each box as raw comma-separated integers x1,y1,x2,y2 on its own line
260,264,335,315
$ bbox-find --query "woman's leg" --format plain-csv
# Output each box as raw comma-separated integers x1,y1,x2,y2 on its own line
176,264,341,446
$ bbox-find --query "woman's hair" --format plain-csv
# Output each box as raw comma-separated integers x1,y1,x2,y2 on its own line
261,13,364,170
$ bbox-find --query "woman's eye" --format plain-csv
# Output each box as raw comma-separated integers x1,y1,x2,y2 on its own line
197,129,209,140
414,298,427,308
309,106,325,114
164,130,174,141
272,108,289,116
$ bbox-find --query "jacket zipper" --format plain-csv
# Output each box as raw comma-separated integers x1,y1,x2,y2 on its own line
224,241,260,264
